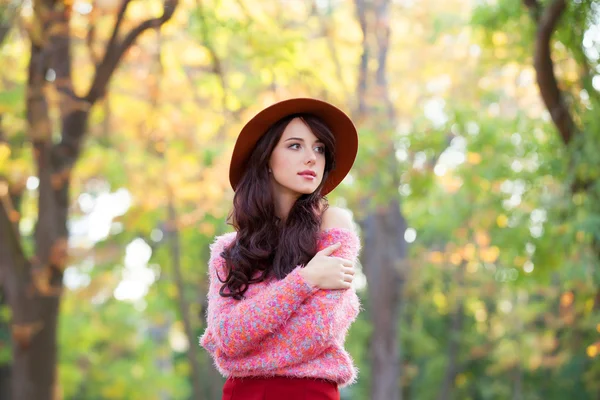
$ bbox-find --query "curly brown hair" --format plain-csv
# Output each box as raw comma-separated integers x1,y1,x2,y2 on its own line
217,114,337,300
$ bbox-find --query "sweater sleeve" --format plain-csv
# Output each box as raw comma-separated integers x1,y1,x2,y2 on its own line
200,232,319,358
215,228,362,371
268,228,362,360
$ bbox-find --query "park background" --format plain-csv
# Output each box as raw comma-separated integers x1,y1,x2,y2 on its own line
0,0,599,399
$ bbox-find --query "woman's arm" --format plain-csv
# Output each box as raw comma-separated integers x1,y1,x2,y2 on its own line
257,211,362,363
200,232,319,358
261,225,362,359
212,225,362,370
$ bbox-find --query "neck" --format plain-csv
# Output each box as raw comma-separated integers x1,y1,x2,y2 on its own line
273,191,298,222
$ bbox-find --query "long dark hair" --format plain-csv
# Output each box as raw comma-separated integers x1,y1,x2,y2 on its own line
217,114,337,300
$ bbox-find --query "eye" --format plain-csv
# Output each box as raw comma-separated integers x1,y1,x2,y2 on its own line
315,146,325,154
289,143,301,150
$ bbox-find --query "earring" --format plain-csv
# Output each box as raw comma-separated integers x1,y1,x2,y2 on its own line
268,168,272,173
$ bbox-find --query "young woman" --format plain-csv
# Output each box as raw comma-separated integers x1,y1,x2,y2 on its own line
200,98,361,400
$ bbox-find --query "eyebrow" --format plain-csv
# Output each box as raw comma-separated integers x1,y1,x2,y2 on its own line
284,137,324,144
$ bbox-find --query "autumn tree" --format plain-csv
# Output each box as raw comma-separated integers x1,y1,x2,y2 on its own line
0,1,178,399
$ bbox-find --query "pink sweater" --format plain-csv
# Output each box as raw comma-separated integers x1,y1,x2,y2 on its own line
199,227,362,388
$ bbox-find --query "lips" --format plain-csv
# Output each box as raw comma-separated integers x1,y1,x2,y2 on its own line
298,171,316,177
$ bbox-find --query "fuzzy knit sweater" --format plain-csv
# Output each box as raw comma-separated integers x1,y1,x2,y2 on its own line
199,227,362,388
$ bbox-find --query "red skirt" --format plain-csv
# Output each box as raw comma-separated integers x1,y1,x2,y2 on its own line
222,375,340,400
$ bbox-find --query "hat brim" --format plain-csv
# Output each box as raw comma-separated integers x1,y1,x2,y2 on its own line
229,98,358,196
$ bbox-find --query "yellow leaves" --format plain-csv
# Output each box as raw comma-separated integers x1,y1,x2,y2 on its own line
168,321,189,352
429,251,444,264
474,230,490,247
95,0,122,12
513,255,527,267
198,221,215,236
229,71,248,91
474,307,487,322
479,246,499,263
180,46,211,67
466,152,481,165
492,32,508,46
450,252,462,265
439,174,463,193
586,343,599,358
131,364,144,379
455,373,467,387
559,292,574,307
540,332,558,352
0,143,10,165
493,47,508,60
555,223,568,234
496,214,508,228
597,323,600,333
466,261,479,273
101,381,129,400
154,141,166,154
584,299,594,314
462,243,476,260
528,354,542,371
572,193,584,206
455,227,468,239
166,283,178,299
429,233,499,268
433,292,448,314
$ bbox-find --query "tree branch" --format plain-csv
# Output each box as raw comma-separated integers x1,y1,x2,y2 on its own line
86,2,101,66
528,0,575,144
523,0,541,22
0,0,22,47
0,182,31,307
195,0,227,108
85,0,179,104
0,24,10,46
354,0,369,119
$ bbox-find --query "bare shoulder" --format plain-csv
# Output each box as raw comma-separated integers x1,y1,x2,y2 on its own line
320,206,356,232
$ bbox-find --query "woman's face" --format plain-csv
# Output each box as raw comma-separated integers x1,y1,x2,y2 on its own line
268,118,326,198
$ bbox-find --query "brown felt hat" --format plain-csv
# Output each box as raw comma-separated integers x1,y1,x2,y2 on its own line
229,97,358,196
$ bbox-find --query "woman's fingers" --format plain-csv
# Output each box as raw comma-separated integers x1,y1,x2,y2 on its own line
330,256,353,267
342,269,354,283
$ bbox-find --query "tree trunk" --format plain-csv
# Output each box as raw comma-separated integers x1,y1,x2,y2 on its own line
0,115,12,400
361,204,407,400
354,1,407,398
522,1,600,395
0,292,11,400
0,170,64,400
147,318,174,400
0,2,178,398
437,266,465,400
165,198,204,400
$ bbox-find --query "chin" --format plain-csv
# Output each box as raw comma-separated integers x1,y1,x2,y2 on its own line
292,186,319,195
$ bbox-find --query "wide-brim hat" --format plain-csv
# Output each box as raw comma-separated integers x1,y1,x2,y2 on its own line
229,97,358,196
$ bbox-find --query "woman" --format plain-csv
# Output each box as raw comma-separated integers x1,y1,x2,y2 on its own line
200,98,361,400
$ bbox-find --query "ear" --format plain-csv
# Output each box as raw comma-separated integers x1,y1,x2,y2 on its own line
320,206,355,232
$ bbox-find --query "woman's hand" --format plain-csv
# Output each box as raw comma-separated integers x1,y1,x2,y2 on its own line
299,242,355,289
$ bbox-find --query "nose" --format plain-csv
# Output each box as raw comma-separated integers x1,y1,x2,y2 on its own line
305,149,317,165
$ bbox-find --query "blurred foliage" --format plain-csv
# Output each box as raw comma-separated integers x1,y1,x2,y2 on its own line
0,0,599,399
